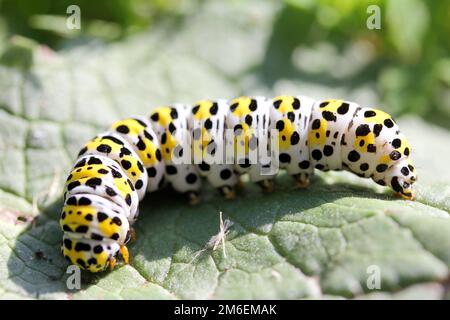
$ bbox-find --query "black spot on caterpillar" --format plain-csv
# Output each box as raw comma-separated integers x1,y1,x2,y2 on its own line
61,95,417,272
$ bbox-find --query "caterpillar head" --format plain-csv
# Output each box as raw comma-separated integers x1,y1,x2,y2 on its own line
61,236,122,272
384,158,417,200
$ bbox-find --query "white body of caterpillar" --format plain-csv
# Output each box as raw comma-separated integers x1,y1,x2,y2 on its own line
60,95,417,272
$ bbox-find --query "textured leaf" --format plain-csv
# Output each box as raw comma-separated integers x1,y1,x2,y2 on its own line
0,0,449,299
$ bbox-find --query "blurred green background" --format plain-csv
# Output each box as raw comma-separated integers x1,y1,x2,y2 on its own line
0,0,449,128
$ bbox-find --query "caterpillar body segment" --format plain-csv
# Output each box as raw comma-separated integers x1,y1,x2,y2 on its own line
270,95,315,186
61,95,417,272
62,233,123,273
189,99,239,198
61,193,130,242
225,96,276,192
149,104,202,202
64,155,139,221
110,116,165,193
77,132,148,200
60,193,131,272
308,99,360,172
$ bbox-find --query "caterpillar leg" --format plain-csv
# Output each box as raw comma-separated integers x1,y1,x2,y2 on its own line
109,257,117,270
120,245,129,264
219,186,236,199
236,177,245,190
124,228,136,243
293,173,310,188
396,190,416,201
187,191,201,205
257,179,274,193
130,227,137,242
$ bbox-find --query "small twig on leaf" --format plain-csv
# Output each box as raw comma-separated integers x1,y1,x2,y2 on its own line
177,211,233,274
207,211,234,258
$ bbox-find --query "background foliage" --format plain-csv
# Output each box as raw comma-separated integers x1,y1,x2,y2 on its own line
0,0,449,299
1,0,449,126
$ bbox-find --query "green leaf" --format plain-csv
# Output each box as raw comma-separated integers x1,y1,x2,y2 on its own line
386,0,430,63
0,0,449,299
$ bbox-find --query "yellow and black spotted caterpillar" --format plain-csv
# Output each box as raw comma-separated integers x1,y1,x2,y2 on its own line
60,95,417,272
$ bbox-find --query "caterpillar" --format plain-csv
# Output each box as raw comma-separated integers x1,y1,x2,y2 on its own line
60,95,417,272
